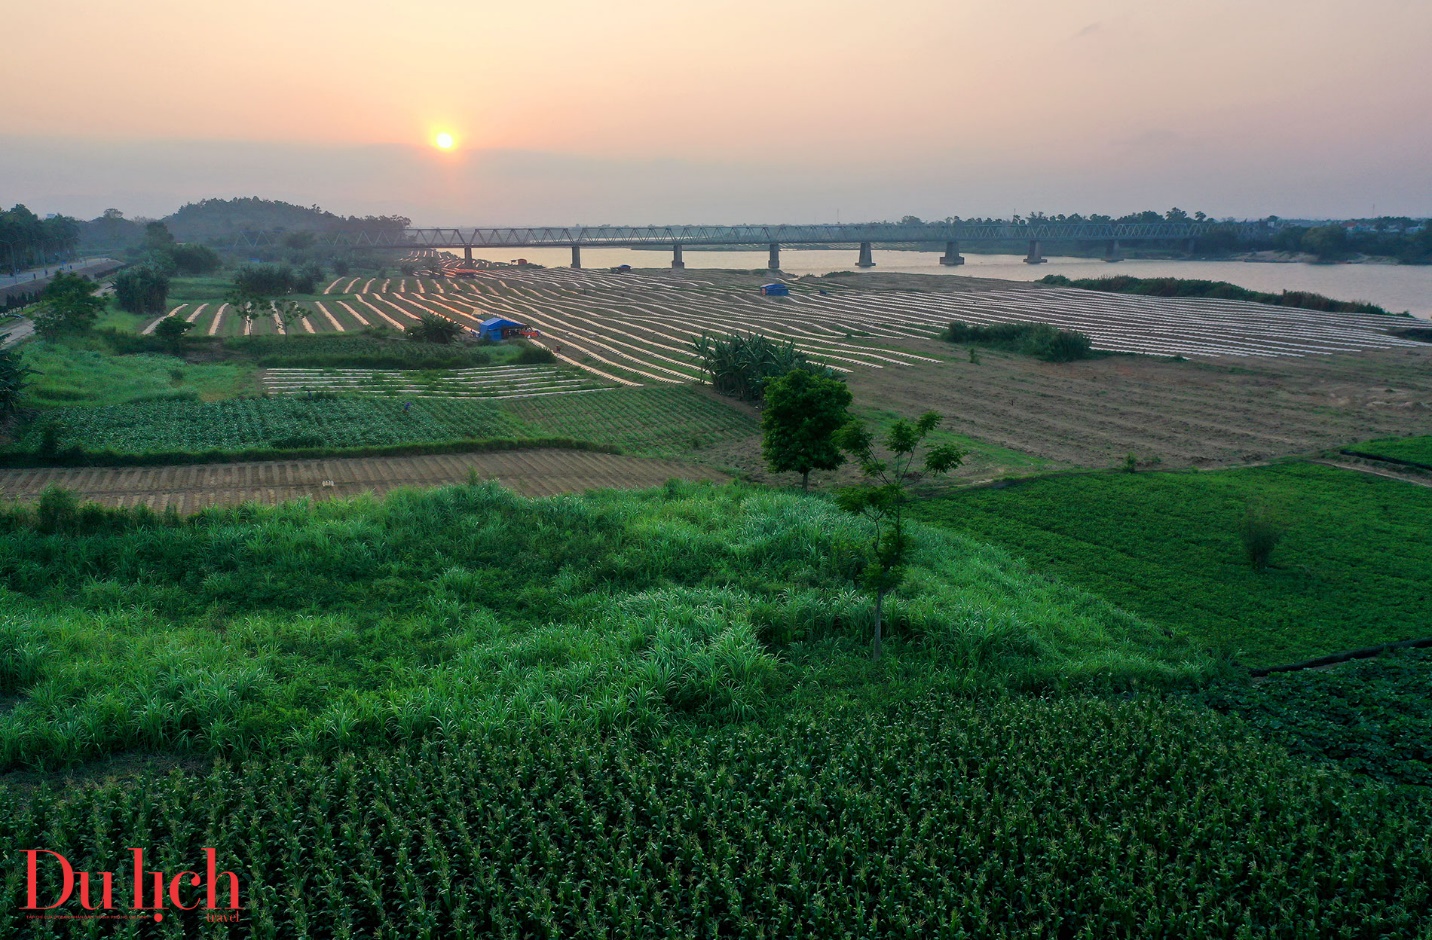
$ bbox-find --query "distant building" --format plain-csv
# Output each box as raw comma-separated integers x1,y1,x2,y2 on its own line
760,283,789,296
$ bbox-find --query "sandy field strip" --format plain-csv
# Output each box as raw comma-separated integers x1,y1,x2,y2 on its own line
0,451,728,511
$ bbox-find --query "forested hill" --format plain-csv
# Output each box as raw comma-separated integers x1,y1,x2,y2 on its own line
164,197,409,242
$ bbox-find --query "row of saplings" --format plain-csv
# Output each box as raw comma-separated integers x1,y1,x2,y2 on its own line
695,333,962,659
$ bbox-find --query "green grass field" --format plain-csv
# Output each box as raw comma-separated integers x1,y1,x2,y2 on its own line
0,483,1205,770
1345,434,1432,468
913,463,1432,666
17,338,258,407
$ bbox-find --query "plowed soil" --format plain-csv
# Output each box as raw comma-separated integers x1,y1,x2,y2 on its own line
700,342,1432,487
0,450,727,512
849,342,1432,470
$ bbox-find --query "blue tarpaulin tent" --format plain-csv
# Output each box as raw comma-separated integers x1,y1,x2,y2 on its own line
759,283,789,296
480,317,526,341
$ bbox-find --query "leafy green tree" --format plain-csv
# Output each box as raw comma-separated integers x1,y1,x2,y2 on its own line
142,221,176,253
1302,225,1350,260
0,347,33,419
271,300,311,337
761,369,852,491
31,273,106,338
835,412,964,659
170,243,222,275
226,288,273,334
113,265,170,315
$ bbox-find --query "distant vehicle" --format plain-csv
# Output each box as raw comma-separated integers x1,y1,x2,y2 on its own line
609,264,632,273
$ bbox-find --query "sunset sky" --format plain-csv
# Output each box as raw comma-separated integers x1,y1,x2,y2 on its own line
4,0,1430,224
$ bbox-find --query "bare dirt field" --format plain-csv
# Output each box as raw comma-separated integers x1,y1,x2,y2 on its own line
847,341,1432,472
0,450,727,512
695,340,1432,487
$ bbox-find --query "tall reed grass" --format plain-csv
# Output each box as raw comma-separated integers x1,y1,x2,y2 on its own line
0,482,1209,769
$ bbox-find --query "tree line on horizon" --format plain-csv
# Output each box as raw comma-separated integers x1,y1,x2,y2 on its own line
9,198,1432,268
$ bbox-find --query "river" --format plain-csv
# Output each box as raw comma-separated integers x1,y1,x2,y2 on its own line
455,246,1432,320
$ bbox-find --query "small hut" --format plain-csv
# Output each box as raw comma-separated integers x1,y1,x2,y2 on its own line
479,316,526,341
759,283,789,296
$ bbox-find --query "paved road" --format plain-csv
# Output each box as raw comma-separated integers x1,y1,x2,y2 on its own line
0,317,33,349
0,257,121,302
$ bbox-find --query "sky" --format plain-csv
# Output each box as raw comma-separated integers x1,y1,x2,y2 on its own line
3,0,1431,225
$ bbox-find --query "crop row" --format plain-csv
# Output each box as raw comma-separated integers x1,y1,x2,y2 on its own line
1,387,757,459
260,364,612,400
4,398,526,455
2,695,1428,937
504,386,758,456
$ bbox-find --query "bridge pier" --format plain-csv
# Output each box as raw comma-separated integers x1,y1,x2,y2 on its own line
672,244,685,269
856,241,875,268
1104,239,1122,262
1186,237,1197,256
940,240,964,266
570,245,581,269
768,243,781,271
463,246,473,264
1024,240,1046,264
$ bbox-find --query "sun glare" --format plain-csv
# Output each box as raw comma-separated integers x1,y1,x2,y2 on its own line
434,132,455,150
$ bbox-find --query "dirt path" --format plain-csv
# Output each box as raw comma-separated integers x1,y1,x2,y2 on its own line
0,450,729,512
1309,458,1432,488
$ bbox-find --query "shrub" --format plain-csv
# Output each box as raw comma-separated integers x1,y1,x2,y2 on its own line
693,332,833,401
941,320,1094,362
233,263,317,296
1239,499,1288,570
152,315,194,347
406,312,465,344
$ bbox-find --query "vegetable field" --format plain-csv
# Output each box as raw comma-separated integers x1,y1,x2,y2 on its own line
1345,434,1432,469
1198,647,1432,790
3,697,1428,938
0,386,758,462
261,363,615,399
913,462,1432,665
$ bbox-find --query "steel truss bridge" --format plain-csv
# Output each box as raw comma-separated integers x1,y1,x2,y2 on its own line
230,220,1260,269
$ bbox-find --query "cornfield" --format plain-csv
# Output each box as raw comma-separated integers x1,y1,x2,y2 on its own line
2,696,1427,937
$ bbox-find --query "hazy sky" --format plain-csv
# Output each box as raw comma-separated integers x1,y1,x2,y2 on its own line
4,0,1430,224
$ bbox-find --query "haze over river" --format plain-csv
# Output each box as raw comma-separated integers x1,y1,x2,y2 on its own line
465,247,1432,320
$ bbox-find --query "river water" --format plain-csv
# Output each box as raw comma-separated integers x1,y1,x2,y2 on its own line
453,247,1432,320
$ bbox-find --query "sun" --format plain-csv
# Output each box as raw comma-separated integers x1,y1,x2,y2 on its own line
434,132,455,150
